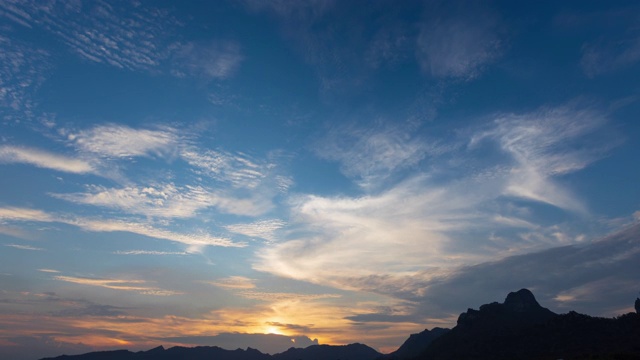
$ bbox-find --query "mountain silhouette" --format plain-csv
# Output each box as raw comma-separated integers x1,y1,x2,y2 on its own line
416,289,640,360
383,328,449,359
40,289,640,360
41,343,381,360
274,343,381,360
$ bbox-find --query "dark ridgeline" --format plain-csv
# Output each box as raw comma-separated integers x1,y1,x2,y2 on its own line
382,328,449,359
417,289,640,360
40,289,640,360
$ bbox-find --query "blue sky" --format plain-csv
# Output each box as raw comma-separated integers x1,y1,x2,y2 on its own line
1,0,640,359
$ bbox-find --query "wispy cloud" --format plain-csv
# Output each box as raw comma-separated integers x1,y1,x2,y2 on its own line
68,124,179,159
52,183,271,218
113,250,188,256
180,148,269,189
0,206,244,251
315,122,444,190
4,243,43,251
0,35,50,122
37,269,60,273
204,276,256,290
237,290,341,302
0,0,180,72
225,220,286,243
54,275,182,296
472,103,613,212
0,145,94,174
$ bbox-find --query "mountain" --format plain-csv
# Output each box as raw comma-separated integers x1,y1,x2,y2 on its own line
41,346,272,360
383,328,449,360
274,343,381,360
40,343,381,360
417,289,640,360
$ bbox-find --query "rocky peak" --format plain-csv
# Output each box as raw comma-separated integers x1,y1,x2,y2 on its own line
504,289,541,312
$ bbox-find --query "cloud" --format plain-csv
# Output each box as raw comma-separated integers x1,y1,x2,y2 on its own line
0,35,50,122
257,102,616,293
172,41,243,79
0,206,244,251
237,290,341,302
4,243,43,251
0,0,180,72
0,145,94,174
113,250,188,256
472,102,614,212
225,220,286,242
70,218,242,252
416,5,502,79
412,223,640,317
52,183,271,218
37,269,60,273
203,276,256,290
315,123,445,189
69,124,179,159
54,275,182,296
180,148,269,189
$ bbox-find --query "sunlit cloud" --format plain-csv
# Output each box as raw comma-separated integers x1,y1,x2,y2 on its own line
0,145,94,174
0,206,244,251
54,275,182,296
37,269,60,273
204,276,256,290
258,103,616,293
113,250,188,256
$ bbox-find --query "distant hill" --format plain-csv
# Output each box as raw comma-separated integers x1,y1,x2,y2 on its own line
274,343,381,360
41,343,382,360
41,289,640,360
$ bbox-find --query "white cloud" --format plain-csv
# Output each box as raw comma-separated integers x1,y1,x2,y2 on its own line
0,145,94,174
473,103,612,212
0,207,54,222
225,219,286,243
180,148,268,189
4,243,43,251
0,206,244,251
70,218,243,252
1,1,180,72
315,123,444,190
113,250,188,256
69,124,179,159
52,183,270,218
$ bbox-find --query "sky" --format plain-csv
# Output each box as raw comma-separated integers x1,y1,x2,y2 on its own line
1,0,640,359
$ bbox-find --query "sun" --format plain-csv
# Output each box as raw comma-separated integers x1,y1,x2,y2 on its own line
265,326,283,335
